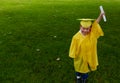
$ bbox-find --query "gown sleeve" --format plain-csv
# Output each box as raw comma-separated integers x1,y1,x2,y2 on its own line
91,20,104,38
69,37,78,58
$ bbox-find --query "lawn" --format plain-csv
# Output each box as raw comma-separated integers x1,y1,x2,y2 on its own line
0,0,120,83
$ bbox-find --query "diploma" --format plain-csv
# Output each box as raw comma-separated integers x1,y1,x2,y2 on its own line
100,6,107,22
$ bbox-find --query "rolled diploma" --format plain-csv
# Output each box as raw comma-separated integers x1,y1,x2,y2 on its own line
100,6,107,22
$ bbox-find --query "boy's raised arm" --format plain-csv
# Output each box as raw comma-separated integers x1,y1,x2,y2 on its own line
96,12,105,23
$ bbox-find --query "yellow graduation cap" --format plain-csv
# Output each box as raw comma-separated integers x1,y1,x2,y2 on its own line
77,18,95,28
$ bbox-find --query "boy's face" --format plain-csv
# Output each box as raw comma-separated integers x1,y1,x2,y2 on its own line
80,26,91,35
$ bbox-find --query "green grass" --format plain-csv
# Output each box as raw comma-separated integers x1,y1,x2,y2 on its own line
0,0,120,83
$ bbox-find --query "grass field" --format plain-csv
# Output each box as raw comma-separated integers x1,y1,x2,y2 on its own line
0,0,120,83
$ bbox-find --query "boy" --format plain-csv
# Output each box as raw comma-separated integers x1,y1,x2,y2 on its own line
69,12,105,83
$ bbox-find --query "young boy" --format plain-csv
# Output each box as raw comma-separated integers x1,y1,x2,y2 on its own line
69,12,105,83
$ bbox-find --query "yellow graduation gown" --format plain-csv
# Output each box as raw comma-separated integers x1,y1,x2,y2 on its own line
69,21,104,73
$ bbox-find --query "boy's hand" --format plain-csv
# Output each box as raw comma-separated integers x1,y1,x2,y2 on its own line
100,12,105,17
